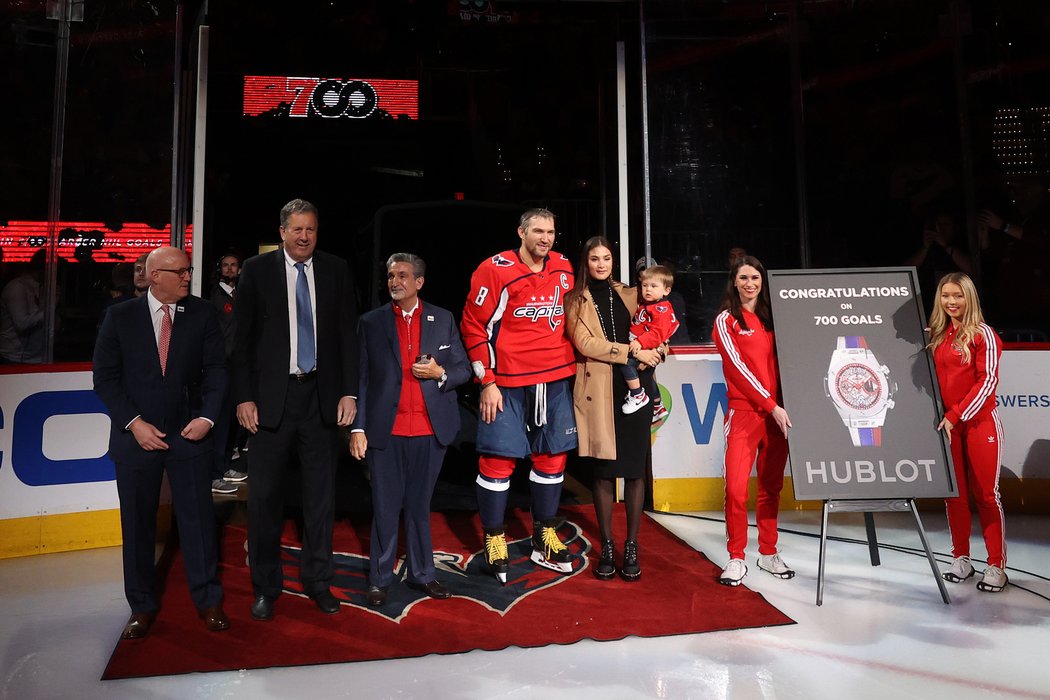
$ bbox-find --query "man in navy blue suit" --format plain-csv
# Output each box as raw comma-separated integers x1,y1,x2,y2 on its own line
93,246,229,639
350,253,470,606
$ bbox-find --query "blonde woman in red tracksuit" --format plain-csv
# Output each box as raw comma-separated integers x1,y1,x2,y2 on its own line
929,272,1008,593
711,255,794,586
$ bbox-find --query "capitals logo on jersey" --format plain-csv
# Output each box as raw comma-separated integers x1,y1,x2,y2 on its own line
491,253,515,267
512,273,570,332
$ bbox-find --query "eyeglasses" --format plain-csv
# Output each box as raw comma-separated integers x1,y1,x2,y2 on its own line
156,267,194,277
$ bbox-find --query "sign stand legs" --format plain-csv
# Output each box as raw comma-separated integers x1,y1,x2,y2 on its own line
815,499,951,606
863,512,880,565
909,499,952,605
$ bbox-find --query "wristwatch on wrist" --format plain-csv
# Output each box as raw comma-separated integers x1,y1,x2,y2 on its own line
824,335,897,447
439,370,448,384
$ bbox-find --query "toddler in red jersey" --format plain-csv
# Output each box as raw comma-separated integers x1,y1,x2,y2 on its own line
622,265,679,414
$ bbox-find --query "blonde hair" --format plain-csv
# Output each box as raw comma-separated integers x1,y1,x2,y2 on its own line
640,264,674,290
928,272,985,364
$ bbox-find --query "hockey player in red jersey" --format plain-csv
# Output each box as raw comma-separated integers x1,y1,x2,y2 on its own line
461,208,580,583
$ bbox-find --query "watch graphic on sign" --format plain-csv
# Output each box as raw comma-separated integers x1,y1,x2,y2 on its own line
824,335,896,447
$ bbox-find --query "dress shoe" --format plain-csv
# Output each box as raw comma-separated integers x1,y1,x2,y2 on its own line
366,584,388,607
309,588,341,614
120,612,156,640
250,594,274,621
198,605,230,632
407,579,452,599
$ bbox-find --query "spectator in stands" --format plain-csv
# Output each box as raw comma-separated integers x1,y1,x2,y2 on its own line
209,252,247,494
0,249,46,363
903,211,971,314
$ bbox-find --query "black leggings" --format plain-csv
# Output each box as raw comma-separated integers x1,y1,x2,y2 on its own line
593,476,644,543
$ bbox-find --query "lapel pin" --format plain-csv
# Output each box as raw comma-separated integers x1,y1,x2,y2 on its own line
427,315,434,321
176,305,185,312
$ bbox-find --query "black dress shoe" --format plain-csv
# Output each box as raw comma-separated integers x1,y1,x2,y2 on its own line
250,594,274,621
407,579,452,599
120,612,156,640
309,588,341,614
198,605,230,632
367,584,388,607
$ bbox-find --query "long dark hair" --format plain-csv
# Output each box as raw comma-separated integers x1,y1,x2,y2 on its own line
719,255,773,331
567,235,616,303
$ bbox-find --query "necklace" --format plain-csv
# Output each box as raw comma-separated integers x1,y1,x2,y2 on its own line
591,282,616,341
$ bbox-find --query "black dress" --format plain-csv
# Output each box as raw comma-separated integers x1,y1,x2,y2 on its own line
582,279,653,480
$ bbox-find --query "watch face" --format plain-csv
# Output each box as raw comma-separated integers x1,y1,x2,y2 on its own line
833,363,883,410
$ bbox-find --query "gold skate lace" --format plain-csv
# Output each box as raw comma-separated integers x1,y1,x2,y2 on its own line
485,532,508,563
541,526,567,558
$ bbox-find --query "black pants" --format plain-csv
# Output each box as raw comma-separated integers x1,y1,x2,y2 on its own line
247,375,338,599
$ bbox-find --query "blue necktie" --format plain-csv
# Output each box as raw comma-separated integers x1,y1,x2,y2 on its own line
295,262,315,373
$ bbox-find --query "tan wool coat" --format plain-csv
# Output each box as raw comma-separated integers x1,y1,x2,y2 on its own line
566,281,638,460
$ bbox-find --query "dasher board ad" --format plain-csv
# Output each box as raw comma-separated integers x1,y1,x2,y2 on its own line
768,268,956,500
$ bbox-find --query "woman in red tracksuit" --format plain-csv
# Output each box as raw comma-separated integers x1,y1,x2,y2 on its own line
929,272,1008,592
711,255,793,586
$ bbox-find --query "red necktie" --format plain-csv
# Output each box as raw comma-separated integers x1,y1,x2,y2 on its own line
158,304,172,375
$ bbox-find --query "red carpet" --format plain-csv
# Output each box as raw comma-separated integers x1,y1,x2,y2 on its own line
102,505,794,679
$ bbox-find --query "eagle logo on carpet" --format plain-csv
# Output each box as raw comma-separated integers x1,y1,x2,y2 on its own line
278,520,590,623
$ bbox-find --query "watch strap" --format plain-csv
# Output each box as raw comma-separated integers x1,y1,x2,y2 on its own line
838,335,868,350
848,425,882,447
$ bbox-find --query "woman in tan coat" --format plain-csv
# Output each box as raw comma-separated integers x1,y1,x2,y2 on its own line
566,236,664,581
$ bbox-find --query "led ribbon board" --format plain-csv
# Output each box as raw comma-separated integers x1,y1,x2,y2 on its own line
243,75,418,120
0,221,192,263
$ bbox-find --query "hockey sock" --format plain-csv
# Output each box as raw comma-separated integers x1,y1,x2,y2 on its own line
477,455,515,530
476,481,510,531
529,452,566,522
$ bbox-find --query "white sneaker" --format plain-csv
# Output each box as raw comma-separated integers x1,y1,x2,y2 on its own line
719,558,747,586
622,390,650,414
757,552,795,579
223,468,248,482
977,565,1008,592
651,403,669,423
942,555,975,583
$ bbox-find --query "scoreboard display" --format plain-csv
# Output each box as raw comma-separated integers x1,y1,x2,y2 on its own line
243,75,418,120
0,221,192,263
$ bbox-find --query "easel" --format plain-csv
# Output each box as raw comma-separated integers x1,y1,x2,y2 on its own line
816,498,951,606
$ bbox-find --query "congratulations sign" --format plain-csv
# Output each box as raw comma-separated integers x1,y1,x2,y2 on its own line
768,268,956,500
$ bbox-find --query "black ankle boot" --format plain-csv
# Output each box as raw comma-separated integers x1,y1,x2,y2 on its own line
594,539,616,580
620,539,640,581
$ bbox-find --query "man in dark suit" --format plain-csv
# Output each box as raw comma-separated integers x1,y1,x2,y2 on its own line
232,199,358,621
349,253,471,606
93,246,229,639
208,251,247,494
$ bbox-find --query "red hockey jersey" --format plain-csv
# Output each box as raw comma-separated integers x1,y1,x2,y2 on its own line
629,297,680,349
461,249,576,387
712,309,779,414
933,322,1001,426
